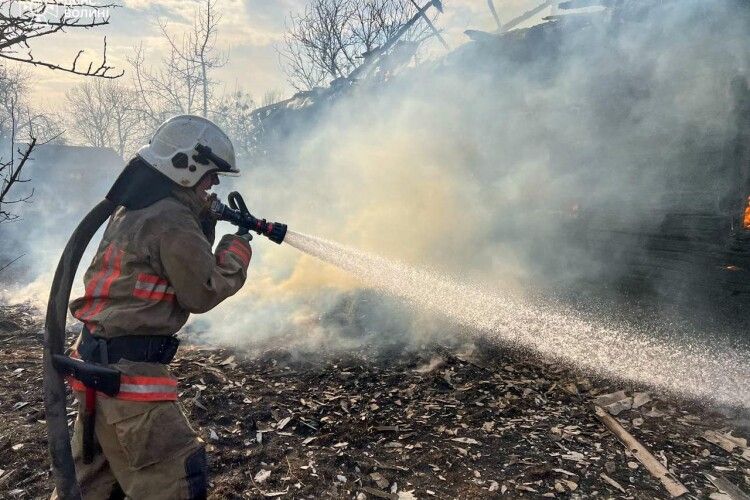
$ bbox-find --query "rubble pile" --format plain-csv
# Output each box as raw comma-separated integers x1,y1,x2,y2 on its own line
1,303,749,499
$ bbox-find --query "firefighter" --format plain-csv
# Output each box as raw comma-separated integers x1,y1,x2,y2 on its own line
51,115,251,500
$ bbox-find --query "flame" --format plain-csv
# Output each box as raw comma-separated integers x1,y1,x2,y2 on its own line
744,196,750,229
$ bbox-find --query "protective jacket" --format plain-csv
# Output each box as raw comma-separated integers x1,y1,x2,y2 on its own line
68,188,251,390
70,188,251,337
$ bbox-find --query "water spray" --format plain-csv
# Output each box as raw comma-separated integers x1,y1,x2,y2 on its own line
284,230,750,409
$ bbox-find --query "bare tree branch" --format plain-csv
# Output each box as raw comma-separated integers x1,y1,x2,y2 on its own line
8,2,118,9
0,1,123,78
0,138,36,224
1,36,122,78
0,253,25,275
129,0,226,122
212,87,257,161
65,79,142,158
280,0,435,91
158,0,226,117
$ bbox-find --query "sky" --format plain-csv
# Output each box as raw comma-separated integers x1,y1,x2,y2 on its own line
24,0,547,107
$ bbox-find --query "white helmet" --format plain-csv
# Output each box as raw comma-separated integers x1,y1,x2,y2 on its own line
137,115,239,188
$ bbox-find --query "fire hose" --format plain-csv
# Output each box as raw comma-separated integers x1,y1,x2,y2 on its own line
43,159,286,499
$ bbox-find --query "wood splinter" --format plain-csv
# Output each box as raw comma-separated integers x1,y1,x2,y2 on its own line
594,405,689,498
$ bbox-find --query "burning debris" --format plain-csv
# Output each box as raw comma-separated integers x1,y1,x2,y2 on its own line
2,304,750,498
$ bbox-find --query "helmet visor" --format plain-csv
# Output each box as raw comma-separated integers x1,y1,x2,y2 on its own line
195,144,240,176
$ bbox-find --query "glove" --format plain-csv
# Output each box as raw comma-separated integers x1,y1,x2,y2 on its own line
236,230,253,242
235,218,253,240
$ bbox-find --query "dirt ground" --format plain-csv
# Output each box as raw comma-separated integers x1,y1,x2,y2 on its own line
1,302,749,499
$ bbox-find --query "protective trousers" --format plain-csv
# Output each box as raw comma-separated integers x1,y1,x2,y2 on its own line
51,393,206,500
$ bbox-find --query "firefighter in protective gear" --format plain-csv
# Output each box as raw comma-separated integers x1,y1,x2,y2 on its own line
52,115,251,500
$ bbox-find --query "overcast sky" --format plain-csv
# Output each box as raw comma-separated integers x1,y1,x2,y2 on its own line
25,0,547,107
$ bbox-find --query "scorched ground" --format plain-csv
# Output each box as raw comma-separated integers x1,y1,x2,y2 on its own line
1,303,749,499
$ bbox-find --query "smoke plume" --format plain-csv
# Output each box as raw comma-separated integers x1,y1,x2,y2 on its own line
3,1,750,402
202,0,750,349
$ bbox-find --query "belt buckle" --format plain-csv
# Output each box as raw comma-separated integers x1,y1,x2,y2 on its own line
156,337,179,364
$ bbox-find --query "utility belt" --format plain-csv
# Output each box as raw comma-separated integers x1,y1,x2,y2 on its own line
78,326,180,365
52,327,180,464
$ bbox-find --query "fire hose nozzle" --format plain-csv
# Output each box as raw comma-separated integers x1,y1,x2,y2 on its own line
265,221,288,244
210,192,287,244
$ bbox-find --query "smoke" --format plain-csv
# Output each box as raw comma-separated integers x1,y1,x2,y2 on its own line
196,0,750,351
0,146,118,307
3,1,750,377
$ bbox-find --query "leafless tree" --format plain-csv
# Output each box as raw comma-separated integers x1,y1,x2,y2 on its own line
0,69,33,224
0,0,122,226
0,139,35,224
190,0,226,117
128,43,191,130
129,0,226,126
212,88,256,161
65,79,142,158
19,112,64,145
65,80,110,149
0,66,64,145
106,84,142,158
282,0,358,90
0,65,28,144
281,0,432,91
0,0,122,78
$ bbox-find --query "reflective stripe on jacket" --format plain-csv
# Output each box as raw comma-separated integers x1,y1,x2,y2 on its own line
67,350,180,402
70,188,251,339
68,187,251,390
69,373,178,402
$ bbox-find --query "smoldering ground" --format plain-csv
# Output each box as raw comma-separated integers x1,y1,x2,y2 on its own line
2,1,750,406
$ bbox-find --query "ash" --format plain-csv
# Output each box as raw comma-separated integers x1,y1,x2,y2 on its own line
2,303,749,498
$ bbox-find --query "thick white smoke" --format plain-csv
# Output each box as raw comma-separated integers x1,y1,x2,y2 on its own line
3,2,750,376
198,0,750,352
284,230,750,408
